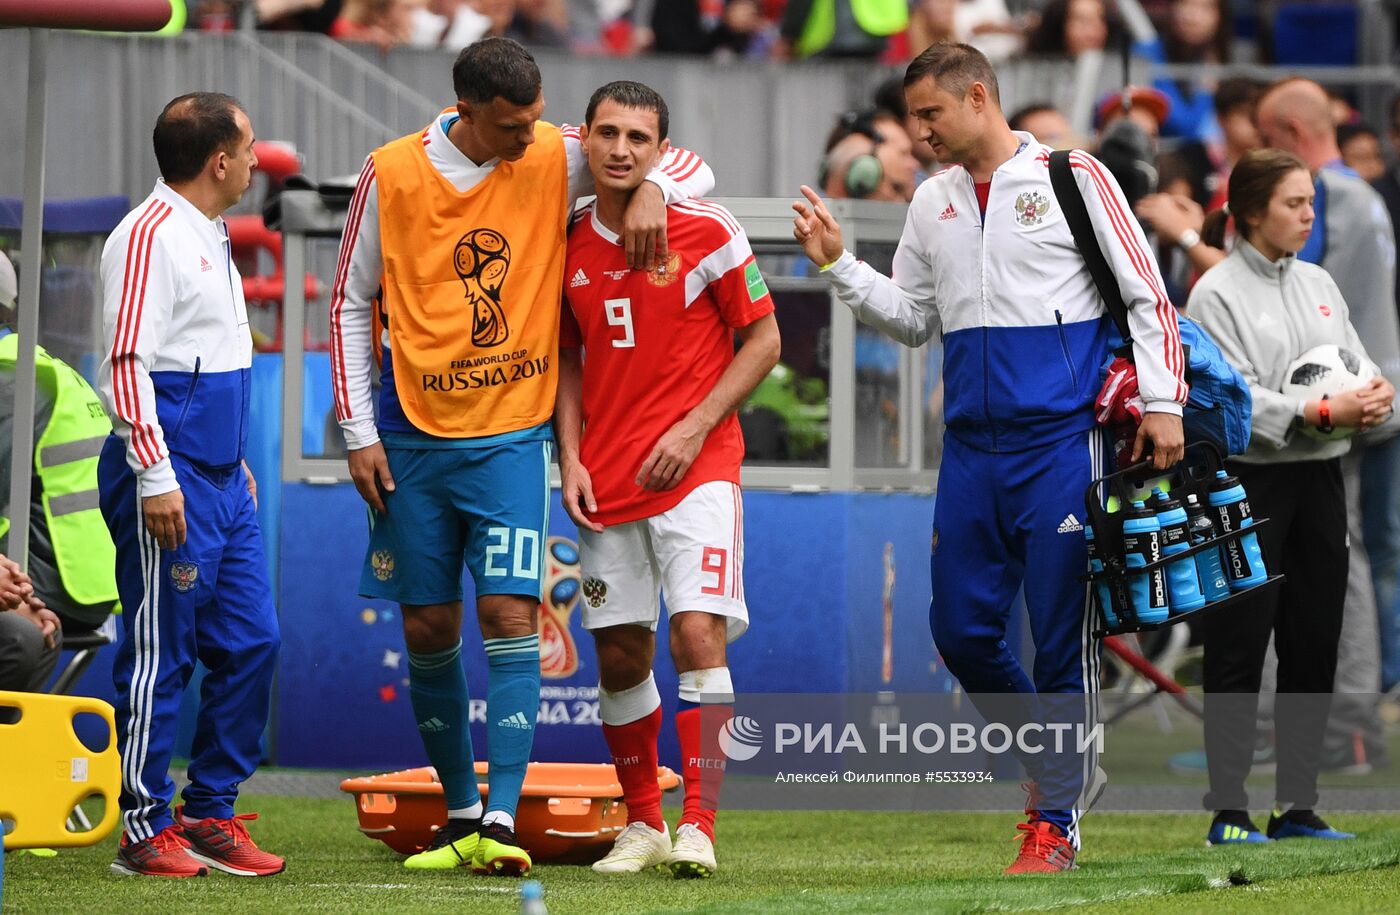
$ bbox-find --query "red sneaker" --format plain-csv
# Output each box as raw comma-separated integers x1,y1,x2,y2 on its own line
111,824,208,878
179,809,286,877
1004,820,1076,874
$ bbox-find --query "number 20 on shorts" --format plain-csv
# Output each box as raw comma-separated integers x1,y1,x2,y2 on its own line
484,526,541,580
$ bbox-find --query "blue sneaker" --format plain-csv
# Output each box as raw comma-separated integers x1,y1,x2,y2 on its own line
1207,815,1269,846
1266,810,1355,840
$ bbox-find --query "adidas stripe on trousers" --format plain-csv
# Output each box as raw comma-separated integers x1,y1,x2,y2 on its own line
98,441,280,841
929,428,1102,847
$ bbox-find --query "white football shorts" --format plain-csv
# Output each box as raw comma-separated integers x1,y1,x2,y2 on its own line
577,480,748,642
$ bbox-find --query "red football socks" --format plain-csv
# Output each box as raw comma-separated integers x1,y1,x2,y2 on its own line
602,705,664,832
675,704,730,841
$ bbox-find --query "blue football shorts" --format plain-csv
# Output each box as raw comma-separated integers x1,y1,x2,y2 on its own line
358,439,552,605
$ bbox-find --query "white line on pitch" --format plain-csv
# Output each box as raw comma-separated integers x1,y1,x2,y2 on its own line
305,883,515,894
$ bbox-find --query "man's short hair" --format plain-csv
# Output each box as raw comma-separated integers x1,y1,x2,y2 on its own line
152,93,245,185
873,75,908,121
903,41,999,105
1008,103,1058,133
823,109,882,154
1338,122,1378,148
1213,77,1263,119
584,80,669,141
452,37,541,106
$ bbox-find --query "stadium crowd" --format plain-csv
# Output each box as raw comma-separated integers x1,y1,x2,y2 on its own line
183,1,1369,65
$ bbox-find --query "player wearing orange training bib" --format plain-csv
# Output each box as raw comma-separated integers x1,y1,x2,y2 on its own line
329,40,714,878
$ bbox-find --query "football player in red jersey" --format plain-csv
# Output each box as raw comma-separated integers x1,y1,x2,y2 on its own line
555,80,781,879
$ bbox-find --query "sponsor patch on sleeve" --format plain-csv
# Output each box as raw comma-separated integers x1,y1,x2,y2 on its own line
744,261,769,303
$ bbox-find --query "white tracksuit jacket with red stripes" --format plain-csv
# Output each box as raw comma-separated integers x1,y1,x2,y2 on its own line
823,135,1187,453
98,180,253,495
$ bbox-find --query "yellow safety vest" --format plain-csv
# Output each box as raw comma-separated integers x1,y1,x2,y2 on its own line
796,0,909,57
0,335,119,608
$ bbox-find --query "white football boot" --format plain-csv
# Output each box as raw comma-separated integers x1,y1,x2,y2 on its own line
667,823,717,878
591,822,672,875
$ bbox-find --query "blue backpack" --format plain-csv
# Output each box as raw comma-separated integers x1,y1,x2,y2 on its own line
1048,150,1252,456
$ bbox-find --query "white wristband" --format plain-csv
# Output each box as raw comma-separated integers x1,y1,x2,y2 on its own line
1177,228,1202,252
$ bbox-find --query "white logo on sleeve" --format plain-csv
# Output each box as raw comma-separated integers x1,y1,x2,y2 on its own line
1057,513,1084,534
569,268,589,288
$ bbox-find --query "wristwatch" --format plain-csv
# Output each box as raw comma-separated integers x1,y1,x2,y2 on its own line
1177,228,1202,252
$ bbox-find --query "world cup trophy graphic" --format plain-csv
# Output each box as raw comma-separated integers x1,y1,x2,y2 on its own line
454,228,511,348
539,536,582,679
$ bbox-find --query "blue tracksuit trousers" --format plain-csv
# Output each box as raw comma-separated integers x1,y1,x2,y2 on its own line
929,427,1103,847
99,440,279,841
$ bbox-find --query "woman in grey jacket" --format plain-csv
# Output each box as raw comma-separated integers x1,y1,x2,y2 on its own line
1188,148,1395,846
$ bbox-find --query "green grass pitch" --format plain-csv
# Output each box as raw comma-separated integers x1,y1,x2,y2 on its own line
4,797,1398,913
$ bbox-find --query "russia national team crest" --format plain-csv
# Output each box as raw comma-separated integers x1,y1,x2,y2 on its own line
169,562,199,593
1013,191,1051,227
647,251,682,287
581,576,608,608
371,549,395,581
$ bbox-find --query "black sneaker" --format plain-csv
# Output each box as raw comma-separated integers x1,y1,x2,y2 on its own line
1267,809,1355,840
1206,811,1268,845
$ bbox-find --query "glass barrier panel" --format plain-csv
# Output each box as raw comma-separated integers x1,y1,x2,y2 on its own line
299,237,351,461
741,255,832,468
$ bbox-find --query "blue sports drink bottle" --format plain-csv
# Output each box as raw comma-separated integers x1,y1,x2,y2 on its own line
1208,470,1268,590
1152,488,1205,613
1085,523,1118,627
1120,500,1170,624
1184,493,1231,602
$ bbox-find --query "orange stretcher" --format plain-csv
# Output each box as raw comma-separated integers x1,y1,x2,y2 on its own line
339,762,680,863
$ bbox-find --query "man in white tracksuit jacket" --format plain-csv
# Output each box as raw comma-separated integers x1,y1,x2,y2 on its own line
98,93,284,880
794,42,1188,873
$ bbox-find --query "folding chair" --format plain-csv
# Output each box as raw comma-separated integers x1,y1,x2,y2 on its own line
48,616,117,697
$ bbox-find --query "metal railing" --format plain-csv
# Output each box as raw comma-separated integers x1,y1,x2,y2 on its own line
255,32,438,137
0,30,399,205
275,191,935,493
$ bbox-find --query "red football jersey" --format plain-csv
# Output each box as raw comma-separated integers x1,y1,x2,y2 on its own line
561,200,775,525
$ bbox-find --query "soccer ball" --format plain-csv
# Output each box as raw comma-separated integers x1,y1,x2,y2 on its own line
1281,344,1376,441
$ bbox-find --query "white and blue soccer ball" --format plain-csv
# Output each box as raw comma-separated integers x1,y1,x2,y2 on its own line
1281,343,1377,441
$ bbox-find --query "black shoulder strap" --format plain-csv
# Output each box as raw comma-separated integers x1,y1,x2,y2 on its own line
1047,150,1132,343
